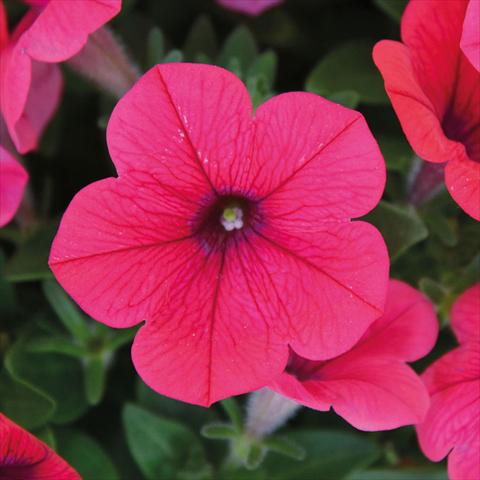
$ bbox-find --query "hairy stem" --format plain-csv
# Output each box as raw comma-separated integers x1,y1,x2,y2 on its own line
245,388,301,440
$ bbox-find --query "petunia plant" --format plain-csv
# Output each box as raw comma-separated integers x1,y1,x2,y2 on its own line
0,0,479,479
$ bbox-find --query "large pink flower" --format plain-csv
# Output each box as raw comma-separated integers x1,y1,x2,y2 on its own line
269,280,438,430
49,63,388,406
417,284,480,480
216,0,283,16
0,0,120,154
0,413,80,479
373,0,480,220
0,146,28,227
461,0,480,72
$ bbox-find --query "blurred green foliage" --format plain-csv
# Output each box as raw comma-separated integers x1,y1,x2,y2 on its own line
1,0,478,478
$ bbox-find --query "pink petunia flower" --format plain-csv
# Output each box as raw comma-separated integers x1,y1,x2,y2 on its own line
0,145,28,227
0,0,121,154
216,0,283,16
373,0,480,220
461,0,480,72
417,283,480,480
0,413,80,479
269,279,438,431
49,63,388,407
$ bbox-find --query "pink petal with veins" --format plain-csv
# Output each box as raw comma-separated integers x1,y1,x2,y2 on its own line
0,413,80,479
270,280,438,430
416,284,480,479
0,0,120,153
373,0,480,220
50,63,388,406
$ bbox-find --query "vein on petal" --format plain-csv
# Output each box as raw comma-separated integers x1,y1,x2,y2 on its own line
251,227,383,315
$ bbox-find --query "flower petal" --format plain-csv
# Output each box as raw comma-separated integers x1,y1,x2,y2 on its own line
0,0,8,48
272,357,430,431
49,176,204,328
131,219,387,406
353,279,438,362
217,0,283,16
417,347,480,464
445,154,480,220
106,63,253,196
131,240,289,406
323,357,431,430
19,0,121,62
250,221,389,360
401,0,468,116
1,6,63,154
373,39,465,165
2,54,63,154
0,413,80,479
461,0,480,71
451,283,480,344
448,433,480,480
0,146,28,227
251,92,385,220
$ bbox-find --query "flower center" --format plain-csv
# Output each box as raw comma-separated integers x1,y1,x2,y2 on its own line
221,206,244,231
192,193,261,252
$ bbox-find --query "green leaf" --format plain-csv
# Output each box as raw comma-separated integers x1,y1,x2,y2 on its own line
306,40,388,105
0,252,16,318
419,278,448,305
123,403,212,480
219,26,258,76
56,429,120,480
105,327,137,351
365,201,428,260
247,75,271,110
201,422,238,439
327,90,360,109
225,57,243,78
26,336,86,357
263,436,306,461
42,280,91,342
423,212,458,247
33,425,56,449
5,221,58,282
84,356,107,405
376,134,413,173
6,339,88,424
136,379,214,430
184,15,217,61
221,397,243,432
147,26,165,67
245,443,266,470
460,254,480,288
248,50,277,89
373,0,408,22
260,430,380,480
351,468,448,480
163,49,184,63
0,368,55,430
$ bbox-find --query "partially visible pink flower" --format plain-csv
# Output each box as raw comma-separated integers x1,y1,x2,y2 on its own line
0,0,121,154
451,283,480,344
417,284,480,480
373,0,480,220
0,145,28,227
0,413,80,479
269,280,438,431
461,0,480,71
49,63,388,407
217,0,283,16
